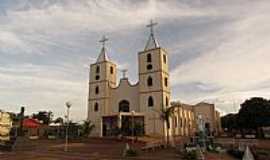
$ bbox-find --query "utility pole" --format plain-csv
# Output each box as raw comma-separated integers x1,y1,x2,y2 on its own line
131,111,135,144
65,102,72,152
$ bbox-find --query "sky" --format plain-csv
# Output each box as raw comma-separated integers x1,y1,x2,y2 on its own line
0,0,270,121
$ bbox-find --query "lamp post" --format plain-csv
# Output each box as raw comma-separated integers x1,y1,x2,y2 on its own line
65,102,72,152
131,110,135,144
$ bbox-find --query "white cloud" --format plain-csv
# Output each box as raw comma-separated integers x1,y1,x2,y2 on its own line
0,63,88,120
168,0,270,113
0,0,270,118
171,0,270,91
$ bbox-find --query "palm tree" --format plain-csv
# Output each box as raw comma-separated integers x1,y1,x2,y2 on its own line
153,101,183,147
152,106,175,146
161,106,175,146
81,120,95,137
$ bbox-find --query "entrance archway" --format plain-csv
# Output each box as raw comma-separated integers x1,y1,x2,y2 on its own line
118,100,130,112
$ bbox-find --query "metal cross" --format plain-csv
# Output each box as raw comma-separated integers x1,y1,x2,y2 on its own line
146,19,158,35
121,69,128,78
99,35,109,48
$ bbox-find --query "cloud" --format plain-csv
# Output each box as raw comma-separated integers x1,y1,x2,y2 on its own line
0,63,88,120
0,0,269,119
171,0,270,92
2,0,214,33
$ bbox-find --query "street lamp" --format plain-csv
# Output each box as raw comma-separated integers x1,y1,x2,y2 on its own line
131,110,135,144
65,102,72,152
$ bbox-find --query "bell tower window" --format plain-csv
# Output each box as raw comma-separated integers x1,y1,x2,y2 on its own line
94,103,99,112
164,77,168,87
148,96,154,107
163,54,167,64
147,53,152,62
95,86,99,94
147,76,153,86
95,75,100,80
96,66,100,73
166,97,169,106
110,66,114,74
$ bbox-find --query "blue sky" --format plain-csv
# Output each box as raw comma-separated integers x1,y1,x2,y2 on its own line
0,0,270,121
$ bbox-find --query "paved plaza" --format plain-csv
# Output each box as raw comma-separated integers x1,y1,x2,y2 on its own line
0,138,247,160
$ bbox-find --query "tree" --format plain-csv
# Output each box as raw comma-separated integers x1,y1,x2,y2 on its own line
54,117,64,124
221,97,270,136
81,120,95,137
153,105,176,146
32,111,53,125
161,107,175,145
221,113,238,131
238,97,270,130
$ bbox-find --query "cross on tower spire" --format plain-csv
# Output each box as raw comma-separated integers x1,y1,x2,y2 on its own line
146,19,158,36
145,19,159,51
99,35,109,48
96,35,109,62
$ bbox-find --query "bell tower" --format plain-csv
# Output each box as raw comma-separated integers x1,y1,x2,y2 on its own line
87,36,117,136
138,20,171,135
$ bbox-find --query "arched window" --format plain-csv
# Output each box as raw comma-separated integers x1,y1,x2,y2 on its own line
147,53,152,62
96,66,100,73
94,103,99,112
166,97,169,106
147,76,153,86
163,54,167,64
110,66,114,74
119,100,130,112
148,96,154,107
164,77,168,87
95,86,99,94
95,75,100,80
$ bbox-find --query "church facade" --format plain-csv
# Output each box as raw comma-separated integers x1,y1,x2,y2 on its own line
87,21,221,138
87,21,170,137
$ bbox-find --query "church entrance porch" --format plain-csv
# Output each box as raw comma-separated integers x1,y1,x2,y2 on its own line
102,112,144,137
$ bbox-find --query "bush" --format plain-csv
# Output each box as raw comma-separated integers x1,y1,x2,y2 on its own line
254,149,270,160
125,148,138,157
183,150,198,160
227,149,244,159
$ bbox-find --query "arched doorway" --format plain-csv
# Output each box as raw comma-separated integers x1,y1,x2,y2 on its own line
119,100,130,112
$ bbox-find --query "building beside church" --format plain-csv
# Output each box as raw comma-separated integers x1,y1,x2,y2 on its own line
87,21,221,138
170,102,222,137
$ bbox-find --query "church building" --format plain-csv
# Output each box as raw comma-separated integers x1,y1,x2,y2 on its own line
87,21,170,137
87,21,221,138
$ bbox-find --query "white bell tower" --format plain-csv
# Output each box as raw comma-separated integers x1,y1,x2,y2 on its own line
87,36,117,136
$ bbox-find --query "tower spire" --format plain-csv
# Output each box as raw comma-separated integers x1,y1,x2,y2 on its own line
145,19,159,51
96,35,109,62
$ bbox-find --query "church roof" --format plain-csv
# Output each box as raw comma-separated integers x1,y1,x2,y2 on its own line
96,46,109,62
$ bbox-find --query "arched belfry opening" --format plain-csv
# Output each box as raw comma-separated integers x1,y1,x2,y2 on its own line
119,100,130,112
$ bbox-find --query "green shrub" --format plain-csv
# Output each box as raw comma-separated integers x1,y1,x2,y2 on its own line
227,149,244,159
183,150,198,160
125,148,138,157
254,149,270,160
